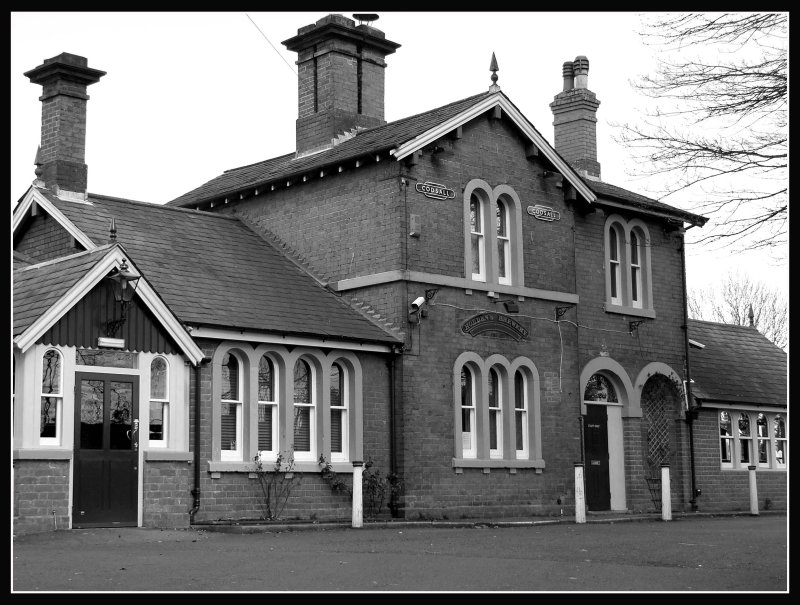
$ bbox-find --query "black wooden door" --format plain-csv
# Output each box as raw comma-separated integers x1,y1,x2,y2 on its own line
584,404,611,511
73,373,139,528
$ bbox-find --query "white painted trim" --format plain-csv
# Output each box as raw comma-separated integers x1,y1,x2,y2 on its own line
14,246,204,365
390,93,597,205
12,187,96,250
332,269,580,304
186,327,394,353
699,402,786,413
688,339,706,349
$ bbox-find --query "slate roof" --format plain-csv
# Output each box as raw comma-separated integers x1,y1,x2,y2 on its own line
166,89,705,226
585,180,706,226
166,92,490,208
34,189,401,345
688,319,787,407
13,246,114,337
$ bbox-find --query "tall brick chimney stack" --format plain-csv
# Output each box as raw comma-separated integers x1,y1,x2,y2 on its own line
24,53,106,199
283,14,400,157
550,56,601,180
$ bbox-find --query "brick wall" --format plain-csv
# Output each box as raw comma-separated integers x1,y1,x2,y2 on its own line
14,213,81,263
142,461,194,528
13,460,71,535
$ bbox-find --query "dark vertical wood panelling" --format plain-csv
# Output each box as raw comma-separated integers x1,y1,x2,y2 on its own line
37,278,182,354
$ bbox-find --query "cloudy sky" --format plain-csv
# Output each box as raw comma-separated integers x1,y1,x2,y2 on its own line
10,11,788,299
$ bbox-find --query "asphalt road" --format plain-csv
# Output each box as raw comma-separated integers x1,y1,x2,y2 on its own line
12,515,787,592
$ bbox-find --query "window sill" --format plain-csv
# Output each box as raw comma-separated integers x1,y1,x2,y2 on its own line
603,303,656,319
144,450,193,462
452,458,545,471
720,466,786,472
207,460,354,474
13,448,72,460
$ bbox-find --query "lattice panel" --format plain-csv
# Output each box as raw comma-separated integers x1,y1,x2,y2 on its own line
642,376,674,472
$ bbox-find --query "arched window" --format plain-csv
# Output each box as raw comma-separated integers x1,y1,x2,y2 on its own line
220,352,242,461
469,193,486,281
488,367,503,458
496,200,510,285
774,415,786,468
293,359,315,460
514,370,528,459
608,225,622,306
40,348,62,445
330,362,348,461
460,367,477,458
149,356,169,447
258,355,278,459
630,230,642,308
584,373,618,403
719,411,733,465
757,413,769,467
738,413,752,465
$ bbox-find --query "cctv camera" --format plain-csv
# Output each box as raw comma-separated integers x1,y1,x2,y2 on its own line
411,296,426,310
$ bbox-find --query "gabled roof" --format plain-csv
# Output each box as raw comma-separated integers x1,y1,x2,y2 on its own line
166,89,705,227
688,319,787,408
167,92,494,208
22,187,401,346
13,244,205,363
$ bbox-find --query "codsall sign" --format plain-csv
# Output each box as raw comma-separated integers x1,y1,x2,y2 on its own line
415,181,456,200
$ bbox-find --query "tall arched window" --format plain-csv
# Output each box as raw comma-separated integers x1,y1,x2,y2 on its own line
608,226,621,306
330,362,348,461
514,370,528,459
469,193,486,281
488,367,503,458
460,367,477,459
719,411,733,466
774,415,786,468
738,413,752,465
293,359,315,460
220,352,242,461
258,355,277,459
496,199,510,285
40,348,62,445
149,356,169,447
630,230,642,308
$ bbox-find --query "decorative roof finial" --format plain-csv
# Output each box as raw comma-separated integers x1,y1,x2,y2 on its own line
489,52,500,92
33,146,44,185
748,304,755,327
108,217,117,244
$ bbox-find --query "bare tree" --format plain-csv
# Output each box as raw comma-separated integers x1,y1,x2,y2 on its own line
688,272,787,350
616,12,787,253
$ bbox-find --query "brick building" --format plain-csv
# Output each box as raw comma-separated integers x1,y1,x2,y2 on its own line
12,14,787,535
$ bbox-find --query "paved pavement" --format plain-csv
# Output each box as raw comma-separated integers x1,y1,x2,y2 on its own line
11,512,788,592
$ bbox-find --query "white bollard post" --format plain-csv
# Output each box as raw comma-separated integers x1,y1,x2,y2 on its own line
352,461,364,528
660,463,672,521
574,463,586,524
748,465,759,516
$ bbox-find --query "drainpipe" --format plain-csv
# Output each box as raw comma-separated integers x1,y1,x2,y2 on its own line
190,355,212,524
679,229,699,512
387,346,400,517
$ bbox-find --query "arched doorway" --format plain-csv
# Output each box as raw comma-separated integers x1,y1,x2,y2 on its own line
641,374,681,509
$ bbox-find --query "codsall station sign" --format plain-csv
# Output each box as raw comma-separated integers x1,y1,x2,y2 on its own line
415,181,456,200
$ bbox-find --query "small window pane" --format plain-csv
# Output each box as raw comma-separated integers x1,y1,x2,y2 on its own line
109,381,133,450
150,357,167,399
584,374,618,403
220,403,238,451
489,410,498,450
40,397,58,438
719,411,732,436
738,413,751,437
258,404,273,451
293,407,311,451
496,202,507,236
330,364,341,407
773,416,785,439
471,235,481,274
258,356,274,401
42,350,61,395
149,401,165,441
294,360,311,403
470,195,481,233
631,232,639,264
221,353,239,401
80,380,105,449
331,409,343,452
609,229,619,261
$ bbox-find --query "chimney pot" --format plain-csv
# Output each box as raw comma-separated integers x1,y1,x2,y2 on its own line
562,61,574,91
573,55,590,89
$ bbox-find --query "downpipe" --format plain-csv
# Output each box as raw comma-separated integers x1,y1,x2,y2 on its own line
190,356,212,524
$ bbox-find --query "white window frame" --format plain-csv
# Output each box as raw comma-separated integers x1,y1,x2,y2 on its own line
148,356,169,448
738,412,753,466
719,409,787,470
608,224,622,307
460,366,477,459
488,367,503,459
257,354,279,461
630,230,642,309
469,192,486,282
39,348,63,446
329,362,348,462
292,358,316,462
514,370,529,459
220,351,243,461
719,410,734,468
496,199,511,285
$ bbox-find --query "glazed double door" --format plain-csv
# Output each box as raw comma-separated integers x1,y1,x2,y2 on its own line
73,373,139,528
